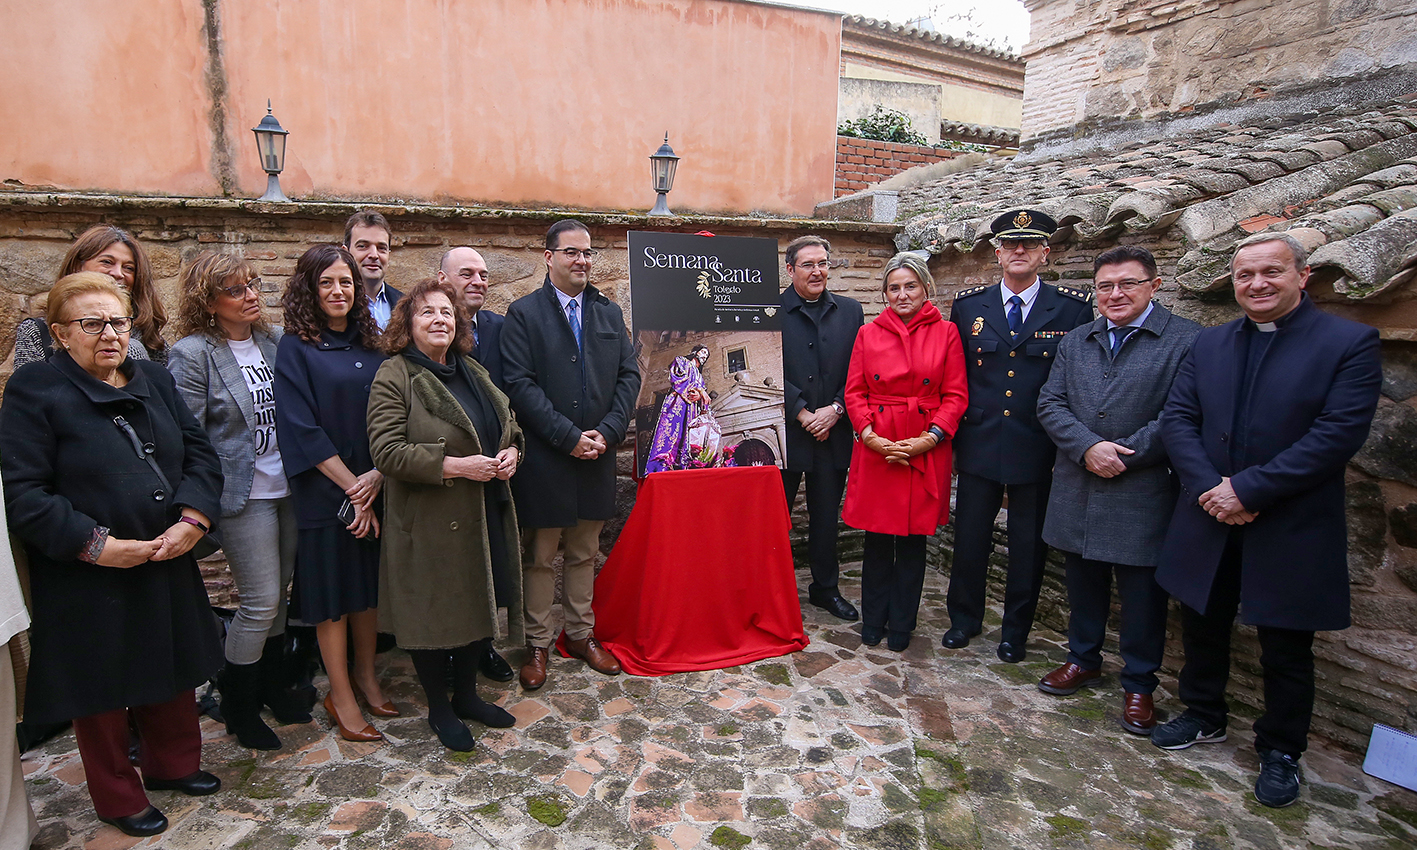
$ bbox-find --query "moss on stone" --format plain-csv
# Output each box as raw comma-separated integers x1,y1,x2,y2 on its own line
883,782,916,812
1045,814,1089,839
709,825,752,848
526,794,567,827
717,722,739,736
474,802,500,817
289,801,331,823
1374,793,1417,829
1158,763,1211,790
754,663,791,686
918,787,951,810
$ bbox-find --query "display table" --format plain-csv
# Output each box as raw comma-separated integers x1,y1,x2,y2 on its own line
559,466,808,675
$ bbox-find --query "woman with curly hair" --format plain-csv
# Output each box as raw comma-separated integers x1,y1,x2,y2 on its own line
168,251,307,750
12,225,170,367
273,244,392,742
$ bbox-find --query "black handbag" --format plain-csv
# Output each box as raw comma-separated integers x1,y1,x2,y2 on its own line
112,414,221,559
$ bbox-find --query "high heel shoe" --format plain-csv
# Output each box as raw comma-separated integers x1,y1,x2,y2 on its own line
351,680,399,717
323,694,382,742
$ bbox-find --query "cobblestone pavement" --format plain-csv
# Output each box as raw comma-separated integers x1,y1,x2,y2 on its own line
21,567,1417,850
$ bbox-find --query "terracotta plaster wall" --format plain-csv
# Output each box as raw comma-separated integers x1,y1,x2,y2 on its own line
2,0,842,216
0,0,218,195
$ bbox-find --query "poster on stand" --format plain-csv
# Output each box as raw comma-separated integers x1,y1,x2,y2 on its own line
628,231,787,478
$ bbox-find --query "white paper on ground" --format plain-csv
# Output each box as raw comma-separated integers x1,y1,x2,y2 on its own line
1363,723,1417,792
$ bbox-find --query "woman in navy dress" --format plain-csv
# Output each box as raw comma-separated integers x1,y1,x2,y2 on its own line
273,244,392,742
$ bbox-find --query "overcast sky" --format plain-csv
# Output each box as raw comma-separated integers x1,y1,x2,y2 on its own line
802,0,1031,52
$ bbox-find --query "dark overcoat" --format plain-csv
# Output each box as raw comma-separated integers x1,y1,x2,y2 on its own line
501,279,640,528
950,281,1093,484
168,327,284,517
1037,304,1201,566
473,309,506,391
0,354,224,722
368,354,525,649
779,286,864,472
1157,296,1382,630
273,330,386,529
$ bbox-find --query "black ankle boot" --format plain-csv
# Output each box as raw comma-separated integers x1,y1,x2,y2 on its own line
259,636,312,723
219,662,280,750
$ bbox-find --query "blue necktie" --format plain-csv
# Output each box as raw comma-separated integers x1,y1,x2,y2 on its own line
567,299,582,350
1111,325,1136,356
1007,295,1023,338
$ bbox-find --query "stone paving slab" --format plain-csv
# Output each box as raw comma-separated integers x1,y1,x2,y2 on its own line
21,567,1417,849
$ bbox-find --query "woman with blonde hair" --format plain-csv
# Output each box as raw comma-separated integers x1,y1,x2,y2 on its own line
169,251,306,751
1,272,224,836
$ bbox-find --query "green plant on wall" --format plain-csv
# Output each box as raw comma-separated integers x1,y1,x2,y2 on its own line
838,106,929,145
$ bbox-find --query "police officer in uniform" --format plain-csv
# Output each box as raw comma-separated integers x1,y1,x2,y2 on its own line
944,210,1093,662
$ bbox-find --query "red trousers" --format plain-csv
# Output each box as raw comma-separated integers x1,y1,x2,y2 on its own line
70,690,201,819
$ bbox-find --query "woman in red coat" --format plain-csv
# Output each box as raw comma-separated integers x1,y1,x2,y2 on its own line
842,253,968,652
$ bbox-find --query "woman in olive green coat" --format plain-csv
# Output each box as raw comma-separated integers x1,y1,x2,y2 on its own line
367,279,524,752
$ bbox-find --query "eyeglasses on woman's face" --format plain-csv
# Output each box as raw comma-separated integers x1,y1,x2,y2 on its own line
218,279,261,299
67,316,134,335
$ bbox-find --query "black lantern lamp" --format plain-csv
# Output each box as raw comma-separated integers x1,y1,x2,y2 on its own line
251,100,290,202
649,132,680,217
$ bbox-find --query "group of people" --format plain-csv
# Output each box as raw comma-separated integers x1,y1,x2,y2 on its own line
783,212,1381,811
0,204,1380,841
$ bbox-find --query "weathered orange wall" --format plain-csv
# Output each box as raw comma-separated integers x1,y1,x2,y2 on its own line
1,0,842,217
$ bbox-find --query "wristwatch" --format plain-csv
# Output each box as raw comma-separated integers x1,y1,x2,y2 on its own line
830,401,845,416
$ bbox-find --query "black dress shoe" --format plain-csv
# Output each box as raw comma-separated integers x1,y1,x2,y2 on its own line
860,625,884,646
479,643,515,683
143,769,221,796
808,588,859,621
941,627,977,649
428,714,476,752
996,642,1026,663
886,631,911,652
99,805,168,837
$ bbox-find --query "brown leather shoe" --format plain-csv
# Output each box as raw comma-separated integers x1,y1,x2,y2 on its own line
564,634,621,676
1037,662,1102,695
1121,692,1157,735
520,645,549,691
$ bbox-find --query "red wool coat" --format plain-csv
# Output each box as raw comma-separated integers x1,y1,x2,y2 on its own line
842,301,968,536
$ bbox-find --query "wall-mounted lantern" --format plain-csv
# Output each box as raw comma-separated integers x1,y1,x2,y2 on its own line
649,132,680,217
252,100,290,202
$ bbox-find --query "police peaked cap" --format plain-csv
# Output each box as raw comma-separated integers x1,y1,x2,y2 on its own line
990,209,1057,240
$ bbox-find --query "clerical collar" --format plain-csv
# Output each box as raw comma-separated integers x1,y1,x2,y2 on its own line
1254,321,1278,333
803,297,821,304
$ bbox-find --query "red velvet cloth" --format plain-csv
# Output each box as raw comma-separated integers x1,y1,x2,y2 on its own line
560,466,809,675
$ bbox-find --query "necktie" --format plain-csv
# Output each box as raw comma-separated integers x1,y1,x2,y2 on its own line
1111,325,1136,356
1007,295,1023,337
567,299,582,350
472,322,480,356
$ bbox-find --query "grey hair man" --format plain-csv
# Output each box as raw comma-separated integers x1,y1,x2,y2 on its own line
438,247,504,390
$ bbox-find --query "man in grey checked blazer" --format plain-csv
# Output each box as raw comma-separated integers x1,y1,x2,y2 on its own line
1034,246,1201,736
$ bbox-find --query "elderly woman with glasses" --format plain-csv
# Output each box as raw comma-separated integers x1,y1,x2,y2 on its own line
0,272,224,837
841,253,968,652
169,251,307,751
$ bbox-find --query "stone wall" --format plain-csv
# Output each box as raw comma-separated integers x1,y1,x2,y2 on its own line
835,137,964,198
1019,0,1417,141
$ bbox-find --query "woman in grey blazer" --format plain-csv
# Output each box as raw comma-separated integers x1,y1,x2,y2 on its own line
169,251,304,750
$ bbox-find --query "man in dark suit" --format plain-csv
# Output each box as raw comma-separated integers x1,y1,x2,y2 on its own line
1152,232,1381,808
501,220,641,691
440,247,505,390
343,210,401,331
437,245,513,683
945,210,1093,662
779,235,864,621
1035,246,1201,734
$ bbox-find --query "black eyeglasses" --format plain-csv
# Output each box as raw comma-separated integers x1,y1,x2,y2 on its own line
552,248,598,260
1095,279,1150,295
998,239,1046,250
219,279,262,298
68,316,134,335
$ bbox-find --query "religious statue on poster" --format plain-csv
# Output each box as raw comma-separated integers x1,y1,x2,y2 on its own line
644,345,722,472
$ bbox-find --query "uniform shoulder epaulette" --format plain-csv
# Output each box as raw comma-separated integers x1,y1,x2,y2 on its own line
1055,284,1092,302
953,284,989,298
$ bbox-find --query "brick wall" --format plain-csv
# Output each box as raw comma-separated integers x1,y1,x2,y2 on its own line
835,137,962,198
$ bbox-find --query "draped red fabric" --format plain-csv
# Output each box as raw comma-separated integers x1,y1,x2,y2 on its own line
557,466,809,675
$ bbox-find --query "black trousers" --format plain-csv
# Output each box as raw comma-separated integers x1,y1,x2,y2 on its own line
1062,551,1170,693
861,532,927,634
947,471,1051,644
1178,533,1316,756
782,463,848,593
